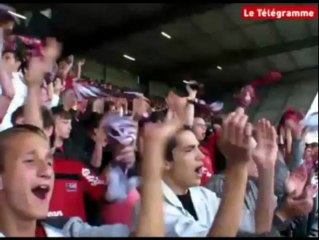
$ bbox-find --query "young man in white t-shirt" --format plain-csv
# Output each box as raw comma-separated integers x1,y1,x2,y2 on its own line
134,108,277,237
0,50,26,131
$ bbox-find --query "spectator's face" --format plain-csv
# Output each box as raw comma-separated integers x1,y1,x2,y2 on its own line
0,132,54,219
2,52,15,65
165,130,205,189
304,145,313,161
310,143,318,160
93,98,104,114
2,51,19,72
54,116,72,139
58,61,68,72
313,145,318,160
93,119,107,147
0,20,14,36
63,90,76,108
109,104,117,113
192,117,207,141
305,142,318,160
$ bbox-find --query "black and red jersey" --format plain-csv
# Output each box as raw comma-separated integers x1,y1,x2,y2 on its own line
49,156,106,221
35,223,47,237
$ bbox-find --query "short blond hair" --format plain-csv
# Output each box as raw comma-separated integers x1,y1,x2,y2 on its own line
0,125,47,172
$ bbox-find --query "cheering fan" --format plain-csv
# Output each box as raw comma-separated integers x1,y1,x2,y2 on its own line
234,71,282,108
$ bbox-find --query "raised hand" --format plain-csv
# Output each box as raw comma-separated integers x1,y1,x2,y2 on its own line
93,127,108,147
285,118,307,140
184,80,198,99
136,111,183,237
66,55,74,65
143,116,183,149
77,58,86,67
285,165,308,198
25,38,61,87
115,145,136,168
132,96,150,120
252,119,278,168
166,91,188,121
214,107,254,165
278,185,315,221
252,120,278,233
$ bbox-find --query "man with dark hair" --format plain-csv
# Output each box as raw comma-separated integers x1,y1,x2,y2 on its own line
51,107,73,155
191,116,214,185
48,107,107,221
1,49,21,70
11,106,55,140
134,108,273,237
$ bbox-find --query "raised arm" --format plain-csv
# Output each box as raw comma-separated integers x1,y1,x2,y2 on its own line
135,114,183,236
23,39,61,128
252,119,278,233
209,107,252,237
60,55,74,80
90,141,105,169
185,82,197,127
284,119,306,171
166,91,189,125
75,59,85,80
46,81,54,102
132,96,150,121
24,63,43,128
0,63,14,99
0,95,11,122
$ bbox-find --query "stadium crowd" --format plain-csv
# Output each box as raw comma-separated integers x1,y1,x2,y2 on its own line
0,4,318,237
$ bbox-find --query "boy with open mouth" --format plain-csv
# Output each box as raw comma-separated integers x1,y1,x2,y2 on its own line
0,125,55,237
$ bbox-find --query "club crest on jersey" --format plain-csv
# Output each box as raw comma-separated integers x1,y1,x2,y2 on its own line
48,210,63,217
66,182,77,192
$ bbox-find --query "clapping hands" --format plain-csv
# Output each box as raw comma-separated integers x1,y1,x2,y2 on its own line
215,107,254,166
280,164,318,218
279,183,316,221
285,165,308,198
252,119,278,168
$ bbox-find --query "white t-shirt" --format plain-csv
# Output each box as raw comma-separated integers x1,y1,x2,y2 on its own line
50,93,60,108
0,72,27,131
